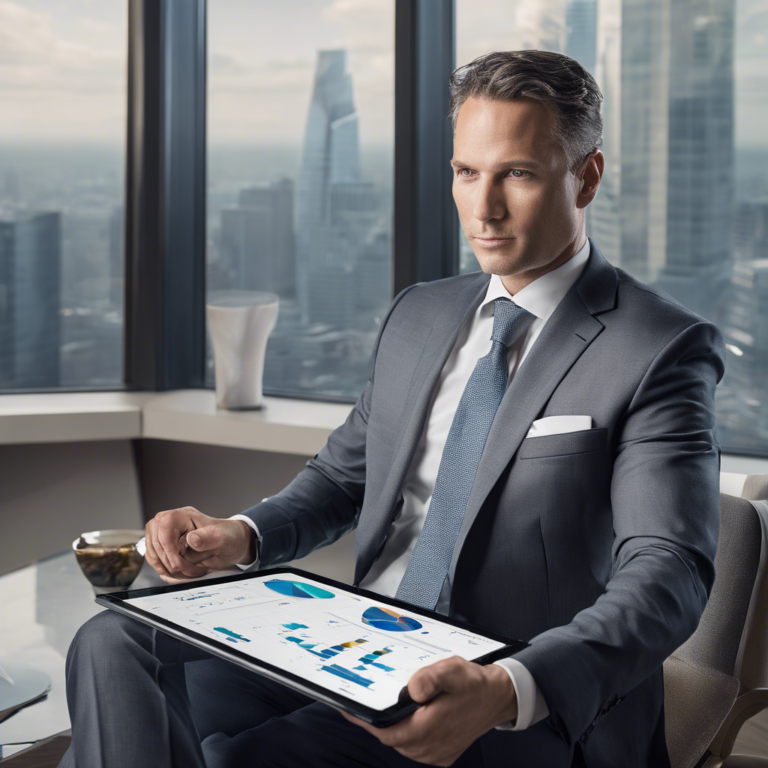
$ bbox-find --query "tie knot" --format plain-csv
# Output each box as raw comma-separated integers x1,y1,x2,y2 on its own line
491,298,533,348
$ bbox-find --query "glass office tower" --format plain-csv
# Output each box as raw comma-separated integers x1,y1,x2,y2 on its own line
591,0,735,326
295,50,386,330
0,213,62,389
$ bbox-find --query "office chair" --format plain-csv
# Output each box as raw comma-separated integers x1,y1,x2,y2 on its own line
663,475,768,768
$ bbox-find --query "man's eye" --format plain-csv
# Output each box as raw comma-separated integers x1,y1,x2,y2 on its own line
458,168,473,177
508,170,530,178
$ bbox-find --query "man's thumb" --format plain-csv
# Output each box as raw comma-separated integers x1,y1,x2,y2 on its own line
407,667,441,704
187,526,219,551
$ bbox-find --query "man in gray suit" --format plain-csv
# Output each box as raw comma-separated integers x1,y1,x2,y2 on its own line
60,51,724,768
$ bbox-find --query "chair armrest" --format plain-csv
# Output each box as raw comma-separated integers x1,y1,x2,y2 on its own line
709,689,768,759
721,756,768,767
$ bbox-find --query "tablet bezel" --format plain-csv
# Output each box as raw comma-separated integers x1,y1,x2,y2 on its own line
96,566,527,728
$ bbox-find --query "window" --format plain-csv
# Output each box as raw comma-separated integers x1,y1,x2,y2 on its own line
0,1,127,390
455,0,768,456
206,0,395,401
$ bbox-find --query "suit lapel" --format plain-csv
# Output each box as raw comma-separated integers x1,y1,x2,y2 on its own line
449,239,618,575
353,271,491,583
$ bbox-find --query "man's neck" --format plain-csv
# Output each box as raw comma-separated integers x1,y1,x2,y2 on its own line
500,233,587,296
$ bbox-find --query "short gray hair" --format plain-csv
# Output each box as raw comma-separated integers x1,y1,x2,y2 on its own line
448,50,603,173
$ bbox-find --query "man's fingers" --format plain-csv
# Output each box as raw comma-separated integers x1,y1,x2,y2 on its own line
157,524,209,578
146,523,172,575
147,519,208,580
144,533,182,583
149,520,177,575
143,530,165,574
157,524,186,572
174,555,210,579
183,549,211,565
186,525,224,554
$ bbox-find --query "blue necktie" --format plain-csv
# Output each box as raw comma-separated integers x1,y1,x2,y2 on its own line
395,298,535,611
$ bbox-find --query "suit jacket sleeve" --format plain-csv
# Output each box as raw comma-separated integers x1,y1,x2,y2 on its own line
509,319,726,747
238,284,418,568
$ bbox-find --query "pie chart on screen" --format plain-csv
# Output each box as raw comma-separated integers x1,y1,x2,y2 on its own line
362,606,422,632
263,580,335,599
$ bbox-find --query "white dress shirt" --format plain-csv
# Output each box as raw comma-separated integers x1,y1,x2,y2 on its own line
234,239,591,731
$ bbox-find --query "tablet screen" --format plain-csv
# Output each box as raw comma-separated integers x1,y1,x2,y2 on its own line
125,573,508,712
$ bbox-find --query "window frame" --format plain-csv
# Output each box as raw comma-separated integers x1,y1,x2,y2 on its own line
124,0,458,396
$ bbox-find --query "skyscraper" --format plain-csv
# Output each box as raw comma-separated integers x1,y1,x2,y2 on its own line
0,212,62,388
219,178,296,296
591,0,735,323
655,0,735,325
565,0,597,75
733,202,768,263
720,259,768,444
295,50,382,327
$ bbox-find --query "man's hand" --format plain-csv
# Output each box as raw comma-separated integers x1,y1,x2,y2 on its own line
340,656,517,766
144,506,255,584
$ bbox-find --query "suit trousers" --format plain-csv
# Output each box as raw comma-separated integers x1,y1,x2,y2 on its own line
57,610,572,768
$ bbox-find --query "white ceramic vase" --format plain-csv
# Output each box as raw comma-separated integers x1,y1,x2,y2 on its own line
206,291,279,410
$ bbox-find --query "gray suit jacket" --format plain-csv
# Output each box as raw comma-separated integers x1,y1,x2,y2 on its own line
242,238,726,767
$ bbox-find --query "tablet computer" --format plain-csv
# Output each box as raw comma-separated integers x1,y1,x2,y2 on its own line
96,567,527,727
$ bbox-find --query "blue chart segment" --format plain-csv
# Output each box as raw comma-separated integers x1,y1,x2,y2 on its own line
358,647,395,671
214,627,250,643
322,664,374,688
264,580,335,599
285,636,370,661
362,607,422,632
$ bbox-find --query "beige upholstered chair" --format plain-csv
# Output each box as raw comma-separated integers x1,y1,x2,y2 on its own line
663,474,768,768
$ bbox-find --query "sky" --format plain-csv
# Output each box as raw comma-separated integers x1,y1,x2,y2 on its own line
0,0,765,147
207,0,394,144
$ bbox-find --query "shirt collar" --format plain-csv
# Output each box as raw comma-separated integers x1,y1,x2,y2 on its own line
480,239,591,322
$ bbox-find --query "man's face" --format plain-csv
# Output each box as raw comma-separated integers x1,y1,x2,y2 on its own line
451,96,587,285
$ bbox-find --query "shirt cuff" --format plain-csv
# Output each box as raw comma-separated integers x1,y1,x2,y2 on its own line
493,658,550,731
229,514,262,570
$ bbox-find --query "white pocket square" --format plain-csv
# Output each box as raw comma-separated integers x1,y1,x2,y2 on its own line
525,415,593,438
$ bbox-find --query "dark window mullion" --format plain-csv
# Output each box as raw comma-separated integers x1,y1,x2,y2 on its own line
125,0,206,391
394,0,457,295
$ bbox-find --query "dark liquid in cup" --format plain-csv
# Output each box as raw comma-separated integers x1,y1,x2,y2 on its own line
74,539,144,587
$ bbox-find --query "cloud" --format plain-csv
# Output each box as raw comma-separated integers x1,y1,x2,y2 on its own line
0,1,126,140
209,0,394,144
456,0,568,64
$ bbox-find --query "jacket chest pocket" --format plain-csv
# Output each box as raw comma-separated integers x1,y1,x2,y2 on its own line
516,427,608,460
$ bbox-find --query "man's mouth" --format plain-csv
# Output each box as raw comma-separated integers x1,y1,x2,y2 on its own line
473,236,514,247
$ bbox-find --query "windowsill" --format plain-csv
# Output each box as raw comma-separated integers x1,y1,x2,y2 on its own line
2,390,768,472
0,390,353,456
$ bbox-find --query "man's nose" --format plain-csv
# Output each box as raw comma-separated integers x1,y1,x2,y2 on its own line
472,176,506,222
